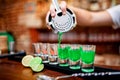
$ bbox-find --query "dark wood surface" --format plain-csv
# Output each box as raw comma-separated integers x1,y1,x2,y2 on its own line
0,58,120,80
0,58,83,80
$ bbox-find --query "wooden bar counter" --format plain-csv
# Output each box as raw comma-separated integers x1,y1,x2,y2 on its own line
0,58,120,80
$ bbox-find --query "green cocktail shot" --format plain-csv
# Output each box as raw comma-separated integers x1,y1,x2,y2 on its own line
69,46,82,69
58,45,70,66
81,50,95,64
57,32,70,66
81,45,96,73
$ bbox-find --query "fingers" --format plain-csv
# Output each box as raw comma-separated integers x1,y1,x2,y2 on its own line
50,4,56,17
60,1,67,15
46,12,52,30
47,25,51,30
50,1,67,17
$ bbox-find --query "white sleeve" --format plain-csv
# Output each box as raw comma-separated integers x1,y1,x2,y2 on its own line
107,5,120,29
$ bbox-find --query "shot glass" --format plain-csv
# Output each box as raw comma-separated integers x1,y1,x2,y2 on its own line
9,41,15,54
33,43,41,57
48,43,58,65
58,44,70,67
68,44,82,69
40,43,49,63
81,45,96,73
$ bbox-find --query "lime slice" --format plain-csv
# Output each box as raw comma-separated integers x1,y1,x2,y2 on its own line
29,57,42,68
21,55,34,67
31,64,44,72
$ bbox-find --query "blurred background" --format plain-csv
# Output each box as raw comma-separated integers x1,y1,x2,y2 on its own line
0,0,120,66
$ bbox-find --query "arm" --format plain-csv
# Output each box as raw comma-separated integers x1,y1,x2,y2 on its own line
69,6,113,27
50,1,113,28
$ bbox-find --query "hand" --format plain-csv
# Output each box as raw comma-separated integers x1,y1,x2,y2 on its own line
46,1,67,29
50,1,67,17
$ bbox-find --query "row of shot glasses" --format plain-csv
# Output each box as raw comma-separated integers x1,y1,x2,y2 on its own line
33,43,96,73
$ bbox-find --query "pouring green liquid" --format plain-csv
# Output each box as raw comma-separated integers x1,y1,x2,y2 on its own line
57,32,69,66
58,32,63,48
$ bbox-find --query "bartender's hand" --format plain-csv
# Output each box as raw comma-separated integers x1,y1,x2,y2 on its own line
46,1,67,29
50,1,67,17
47,0,113,29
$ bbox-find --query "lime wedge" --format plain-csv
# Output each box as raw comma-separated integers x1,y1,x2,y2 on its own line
29,57,42,68
21,55,34,67
31,64,44,72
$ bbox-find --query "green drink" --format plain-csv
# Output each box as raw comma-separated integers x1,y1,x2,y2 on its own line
81,45,96,73
69,45,82,69
57,32,70,66
69,48,81,61
58,46,69,59
58,45,70,66
81,50,95,64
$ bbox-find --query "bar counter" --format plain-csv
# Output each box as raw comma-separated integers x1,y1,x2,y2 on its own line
0,58,120,80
